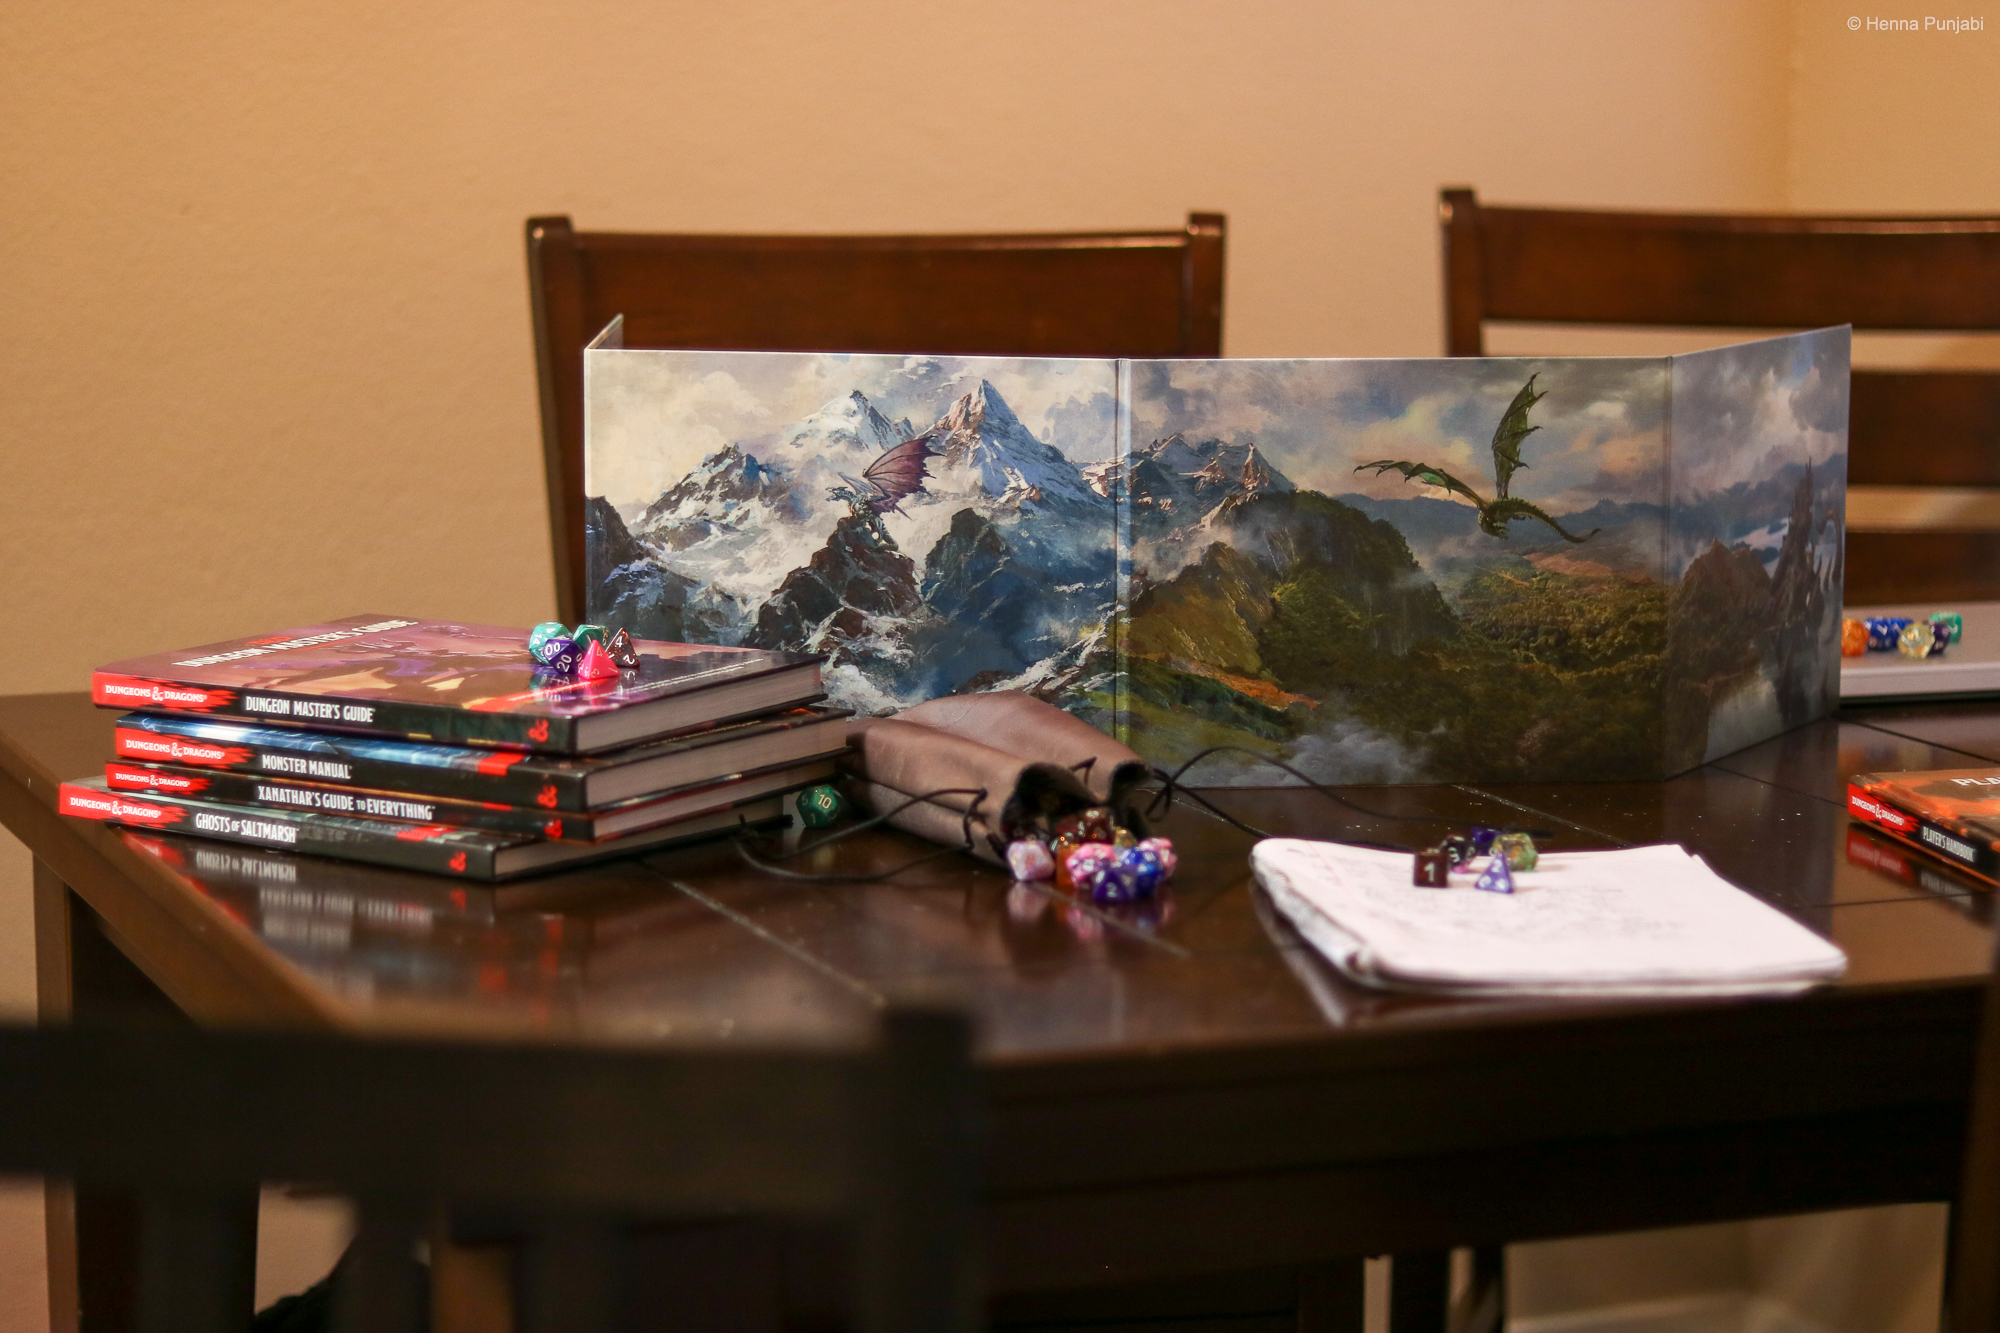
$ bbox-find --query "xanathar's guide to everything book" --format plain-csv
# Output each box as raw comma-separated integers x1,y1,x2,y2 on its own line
584,319,1849,784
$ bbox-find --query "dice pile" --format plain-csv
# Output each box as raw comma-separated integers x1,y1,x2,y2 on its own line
527,621,641,680
1412,826,1537,893
1003,805,1177,905
1841,611,1961,662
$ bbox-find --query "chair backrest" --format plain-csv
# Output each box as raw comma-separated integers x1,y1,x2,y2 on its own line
527,213,1227,622
1439,188,2000,603
0,1009,978,1333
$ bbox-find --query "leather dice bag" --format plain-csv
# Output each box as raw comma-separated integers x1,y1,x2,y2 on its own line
842,692,1151,864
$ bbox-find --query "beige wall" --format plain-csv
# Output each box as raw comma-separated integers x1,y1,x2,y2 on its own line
0,3,1992,1329
0,0,1800,695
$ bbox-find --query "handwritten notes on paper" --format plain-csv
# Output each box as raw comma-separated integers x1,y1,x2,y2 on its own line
1252,841,1847,997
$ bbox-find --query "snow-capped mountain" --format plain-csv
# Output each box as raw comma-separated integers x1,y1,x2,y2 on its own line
927,380,1103,512
634,444,804,551
594,378,1117,710
1119,433,1297,579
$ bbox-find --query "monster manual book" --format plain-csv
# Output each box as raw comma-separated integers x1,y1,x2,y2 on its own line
92,616,824,753
1847,768,2000,884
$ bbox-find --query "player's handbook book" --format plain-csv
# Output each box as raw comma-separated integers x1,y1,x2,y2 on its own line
583,319,1850,784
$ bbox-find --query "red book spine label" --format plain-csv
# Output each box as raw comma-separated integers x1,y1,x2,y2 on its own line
93,673,237,713
60,784,188,828
113,727,252,769
105,763,213,796
1846,785,1918,835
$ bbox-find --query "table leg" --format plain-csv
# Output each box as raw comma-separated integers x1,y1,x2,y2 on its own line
1389,1251,1450,1333
35,859,255,1333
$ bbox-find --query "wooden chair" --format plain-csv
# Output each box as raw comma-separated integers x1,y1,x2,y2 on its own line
0,1009,979,1333
526,213,1227,622
1439,188,2000,604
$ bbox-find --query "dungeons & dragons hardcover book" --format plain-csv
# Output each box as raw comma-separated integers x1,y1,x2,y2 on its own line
93,615,824,753
1847,768,2000,883
60,778,785,881
110,707,850,811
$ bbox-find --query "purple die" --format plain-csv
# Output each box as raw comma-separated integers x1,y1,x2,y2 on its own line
1474,852,1515,894
534,633,575,667
1469,826,1498,855
538,640,581,677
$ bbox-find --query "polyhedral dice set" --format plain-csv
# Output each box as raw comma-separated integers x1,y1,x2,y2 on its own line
1001,804,1178,906
1410,826,1538,893
526,621,641,681
1840,611,1961,662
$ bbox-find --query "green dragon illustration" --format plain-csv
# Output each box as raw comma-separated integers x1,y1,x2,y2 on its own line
1354,374,1599,543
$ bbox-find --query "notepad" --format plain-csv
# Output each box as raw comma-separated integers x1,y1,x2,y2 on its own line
1252,840,1847,997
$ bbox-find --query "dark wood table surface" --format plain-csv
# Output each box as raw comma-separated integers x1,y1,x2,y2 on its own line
5,691,1998,1332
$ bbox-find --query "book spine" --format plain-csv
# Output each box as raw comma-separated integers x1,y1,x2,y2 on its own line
112,726,589,811
59,783,502,879
105,763,594,842
92,672,578,752
1845,784,2000,879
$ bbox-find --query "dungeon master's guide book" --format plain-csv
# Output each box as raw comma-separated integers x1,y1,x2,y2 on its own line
92,616,823,753
584,320,1850,784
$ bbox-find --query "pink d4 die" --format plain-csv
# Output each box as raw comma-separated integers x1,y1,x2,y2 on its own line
574,640,621,681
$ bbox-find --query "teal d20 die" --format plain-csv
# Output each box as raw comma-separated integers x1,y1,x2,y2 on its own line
796,785,844,829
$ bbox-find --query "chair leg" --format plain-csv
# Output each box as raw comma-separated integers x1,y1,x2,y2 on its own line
135,1187,257,1333
1298,1259,1366,1333
333,1199,428,1333
1453,1247,1505,1333
516,1214,621,1333
1389,1251,1452,1333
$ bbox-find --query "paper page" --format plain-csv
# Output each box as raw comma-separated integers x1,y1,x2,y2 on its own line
1252,840,1846,993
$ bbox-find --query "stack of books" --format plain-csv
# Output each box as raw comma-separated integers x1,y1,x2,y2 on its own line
60,615,847,880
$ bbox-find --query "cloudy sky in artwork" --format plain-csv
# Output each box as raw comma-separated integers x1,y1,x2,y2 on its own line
1128,355,1675,515
1668,329,1850,498
588,350,1119,510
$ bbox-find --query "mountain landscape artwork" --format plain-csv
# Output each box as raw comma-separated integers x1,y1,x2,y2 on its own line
584,327,1847,784
585,345,1122,715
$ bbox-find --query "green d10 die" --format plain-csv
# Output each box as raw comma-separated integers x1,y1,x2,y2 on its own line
570,624,610,651
527,621,569,662
1930,611,1964,644
795,784,844,829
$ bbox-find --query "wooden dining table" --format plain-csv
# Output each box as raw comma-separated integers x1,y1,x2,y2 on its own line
3,689,1996,1333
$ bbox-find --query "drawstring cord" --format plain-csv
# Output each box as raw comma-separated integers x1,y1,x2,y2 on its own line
732,785,990,882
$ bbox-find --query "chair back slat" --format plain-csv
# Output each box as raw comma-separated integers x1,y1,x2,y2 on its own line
527,213,1227,622
1457,198,2000,334
1441,188,2000,603
1850,371,2000,487
1,1010,979,1332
